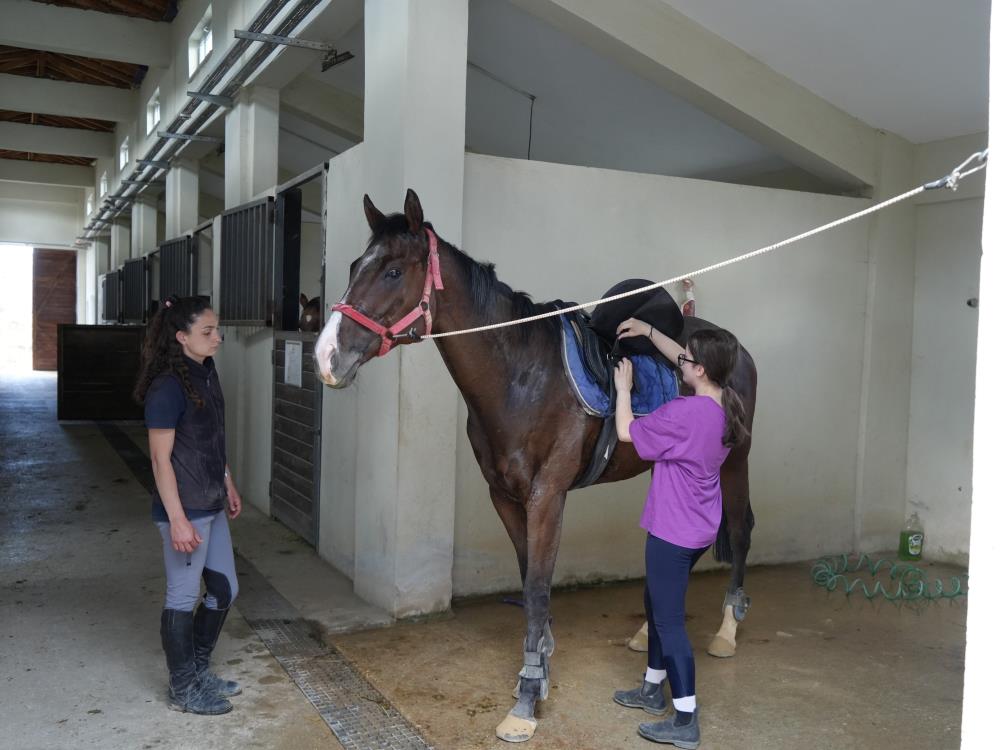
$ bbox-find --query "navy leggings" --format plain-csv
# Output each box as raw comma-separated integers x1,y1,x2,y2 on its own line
645,533,709,699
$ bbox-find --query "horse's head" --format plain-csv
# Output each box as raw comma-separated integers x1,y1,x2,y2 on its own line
298,294,321,332
315,189,443,388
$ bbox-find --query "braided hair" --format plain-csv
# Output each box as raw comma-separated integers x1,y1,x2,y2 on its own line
133,295,213,407
687,328,750,448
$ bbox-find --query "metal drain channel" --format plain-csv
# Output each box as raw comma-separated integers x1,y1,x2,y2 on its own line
96,422,434,750
235,554,435,750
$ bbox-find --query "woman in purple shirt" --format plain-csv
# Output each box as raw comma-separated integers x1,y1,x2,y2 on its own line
611,319,750,748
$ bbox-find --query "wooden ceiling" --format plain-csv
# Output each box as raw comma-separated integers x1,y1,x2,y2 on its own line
0,45,147,88
0,149,93,166
0,109,115,132
31,0,178,23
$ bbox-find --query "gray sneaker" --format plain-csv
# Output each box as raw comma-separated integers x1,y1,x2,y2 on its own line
613,680,668,715
638,708,700,748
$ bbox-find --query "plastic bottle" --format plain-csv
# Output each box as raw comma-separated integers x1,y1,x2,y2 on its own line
898,513,924,561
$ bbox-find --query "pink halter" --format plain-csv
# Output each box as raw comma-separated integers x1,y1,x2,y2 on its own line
331,227,444,357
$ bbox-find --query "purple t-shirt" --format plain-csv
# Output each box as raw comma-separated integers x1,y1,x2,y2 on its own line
629,395,730,549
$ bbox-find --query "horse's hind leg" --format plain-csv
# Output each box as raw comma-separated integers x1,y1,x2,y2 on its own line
708,459,753,658
496,490,566,743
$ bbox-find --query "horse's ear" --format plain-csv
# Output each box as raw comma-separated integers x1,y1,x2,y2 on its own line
404,188,423,233
363,194,385,231
299,293,308,307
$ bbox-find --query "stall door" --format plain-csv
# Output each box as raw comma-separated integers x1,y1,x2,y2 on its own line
271,331,322,545
33,249,77,371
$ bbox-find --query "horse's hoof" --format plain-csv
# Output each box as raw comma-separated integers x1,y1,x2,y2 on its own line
628,622,649,652
496,712,537,743
707,635,736,658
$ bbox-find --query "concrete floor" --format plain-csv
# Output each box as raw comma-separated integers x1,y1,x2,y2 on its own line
1,372,968,749
0,373,348,750
334,566,967,750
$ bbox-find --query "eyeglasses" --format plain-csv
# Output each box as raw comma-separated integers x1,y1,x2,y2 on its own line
677,353,699,368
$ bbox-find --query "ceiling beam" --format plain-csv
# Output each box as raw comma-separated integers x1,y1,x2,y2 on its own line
0,157,93,188
511,0,878,189
0,0,171,68
281,76,363,142
0,121,114,158
0,74,136,122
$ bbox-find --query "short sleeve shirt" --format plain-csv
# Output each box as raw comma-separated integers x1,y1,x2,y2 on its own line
145,375,187,429
629,395,730,549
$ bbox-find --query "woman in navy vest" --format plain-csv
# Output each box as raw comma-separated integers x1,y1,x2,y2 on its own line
134,295,243,715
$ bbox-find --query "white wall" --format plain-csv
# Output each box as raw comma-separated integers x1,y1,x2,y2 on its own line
456,154,876,595
317,144,366,577
904,134,986,564
0,182,83,247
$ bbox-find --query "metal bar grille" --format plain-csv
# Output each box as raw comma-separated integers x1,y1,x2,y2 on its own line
159,235,196,300
219,196,275,326
122,257,148,324
102,270,121,323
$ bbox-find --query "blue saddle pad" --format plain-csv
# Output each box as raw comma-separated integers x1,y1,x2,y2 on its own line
559,315,678,418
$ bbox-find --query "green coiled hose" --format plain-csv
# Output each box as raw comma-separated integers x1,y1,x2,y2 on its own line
811,553,967,601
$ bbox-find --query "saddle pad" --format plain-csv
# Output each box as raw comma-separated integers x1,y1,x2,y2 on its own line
560,315,678,418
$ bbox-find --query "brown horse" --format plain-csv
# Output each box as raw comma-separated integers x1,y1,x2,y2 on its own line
298,293,321,332
315,190,757,743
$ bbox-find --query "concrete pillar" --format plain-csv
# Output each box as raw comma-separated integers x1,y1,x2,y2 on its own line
962,1,998,742
166,158,199,237
131,194,157,257
352,0,467,617
94,236,110,275
853,133,916,553
109,217,131,267
224,86,279,208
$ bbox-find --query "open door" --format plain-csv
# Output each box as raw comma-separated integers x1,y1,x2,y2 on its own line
33,248,77,371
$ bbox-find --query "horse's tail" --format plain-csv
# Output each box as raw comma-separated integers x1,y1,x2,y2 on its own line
713,502,755,564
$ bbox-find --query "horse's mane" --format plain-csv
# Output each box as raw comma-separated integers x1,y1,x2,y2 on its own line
376,214,562,341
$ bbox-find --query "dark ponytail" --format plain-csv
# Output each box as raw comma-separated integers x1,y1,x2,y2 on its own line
688,328,751,448
133,294,213,407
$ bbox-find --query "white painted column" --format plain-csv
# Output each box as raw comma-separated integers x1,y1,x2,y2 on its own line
166,158,199,237
224,86,279,208
131,194,157,257
961,3,998,746
109,217,131,267
853,134,917,552
352,0,467,617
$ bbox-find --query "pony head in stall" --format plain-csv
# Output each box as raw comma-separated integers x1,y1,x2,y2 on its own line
315,189,442,388
298,293,321,332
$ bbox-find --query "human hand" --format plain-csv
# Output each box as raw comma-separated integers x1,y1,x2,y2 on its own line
171,518,202,554
227,483,243,520
614,358,634,392
616,317,652,340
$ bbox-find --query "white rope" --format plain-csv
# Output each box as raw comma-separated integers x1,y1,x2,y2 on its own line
423,150,988,341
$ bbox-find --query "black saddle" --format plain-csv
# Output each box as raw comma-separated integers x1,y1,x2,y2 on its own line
559,281,683,490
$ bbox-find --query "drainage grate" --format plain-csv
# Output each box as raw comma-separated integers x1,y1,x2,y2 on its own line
236,555,435,750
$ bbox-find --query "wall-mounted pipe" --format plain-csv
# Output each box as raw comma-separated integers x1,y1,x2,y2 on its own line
81,0,326,240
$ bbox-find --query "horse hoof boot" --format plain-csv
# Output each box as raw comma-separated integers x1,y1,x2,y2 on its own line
496,711,537,743
613,680,668,715
628,622,649,652
638,709,700,748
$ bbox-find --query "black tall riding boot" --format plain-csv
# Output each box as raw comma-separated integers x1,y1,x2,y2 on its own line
192,605,241,697
161,609,232,715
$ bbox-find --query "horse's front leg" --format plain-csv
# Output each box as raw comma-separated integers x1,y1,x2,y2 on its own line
708,459,753,658
496,490,566,743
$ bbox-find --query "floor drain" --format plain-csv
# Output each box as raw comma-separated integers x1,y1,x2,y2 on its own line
236,555,434,750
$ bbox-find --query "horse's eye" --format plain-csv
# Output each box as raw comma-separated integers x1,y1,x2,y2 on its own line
384,268,402,280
